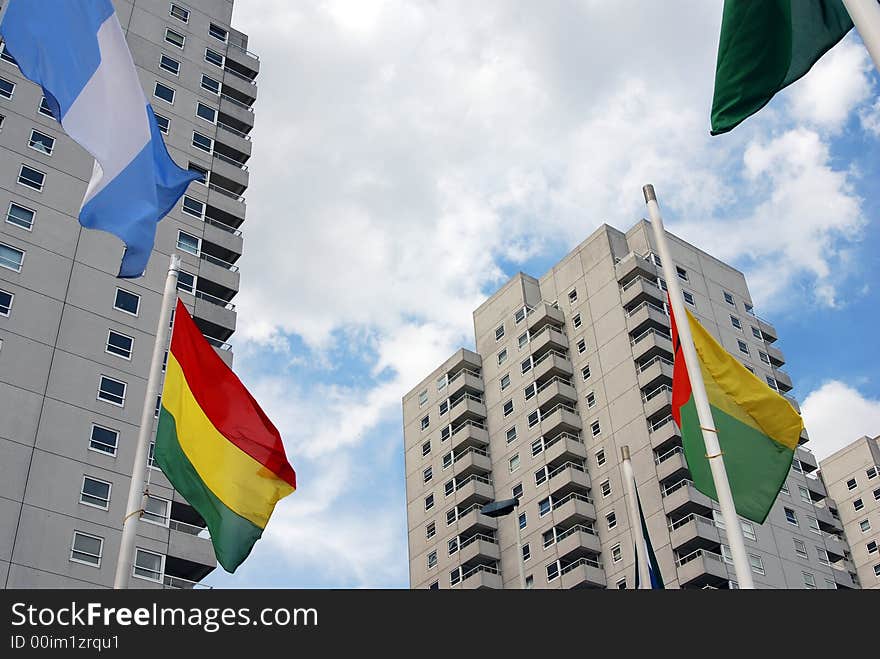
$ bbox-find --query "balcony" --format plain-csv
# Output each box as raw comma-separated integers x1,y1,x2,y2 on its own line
218,94,254,131
458,533,501,565
210,155,249,193
207,185,245,227
757,316,778,343
668,514,721,554
199,252,240,293
830,566,857,589
162,555,214,589
455,564,502,589
221,67,257,108
813,503,843,534
526,302,565,333
448,393,486,426
643,384,672,419
796,447,818,473
649,415,681,453
453,503,498,536
637,355,674,390
675,549,729,588
630,327,673,362
446,368,484,399
766,344,785,367
452,446,492,479
655,445,688,483
225,42,260,78
203,218,243,257
554,524,602,559
620,275,664,309
550,492,596,525
548,461,591,498
446,349,482,376
772,368,793,393
536,377,578,408
539,403,582,438
450,419,489,453
661,479,713,517
543,433,588,466
216,125,252,162
532,350,574,383
804,474,827,501
193,295,236,334
529,324,569,358
453,473,494,508
560,557,606,589
626,300,669,336
615,252,658,283
168,524,216,568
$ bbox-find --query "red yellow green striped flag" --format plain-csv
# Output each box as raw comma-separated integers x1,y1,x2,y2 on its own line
155,299,296,572
670,304,802,524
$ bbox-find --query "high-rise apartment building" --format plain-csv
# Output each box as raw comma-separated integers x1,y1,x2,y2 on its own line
0,0,257,588
403,220,855,589
819,435,880,589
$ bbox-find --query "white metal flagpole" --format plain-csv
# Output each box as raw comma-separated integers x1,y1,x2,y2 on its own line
113,254,181,589
842,0,880,74
621,446,651,589
642,184,755,589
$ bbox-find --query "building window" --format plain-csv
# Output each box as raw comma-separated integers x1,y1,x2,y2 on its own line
616,579,627,589
424,494,434,511
70,531,103,567
846,478,857,490
424,521,436,540
600,480,611,497
509,454,520,473
867,541,878,554
737,340,749,355
797,485,810,502
154,113,170,134
17,164,45,191
133,549,164,582
874,487,880,501
176,230,200,255
867,466,878,479
606,511,617,529
512,483,523,499
793,539,807,559
799,571,816,589
0,76,15,99
421,440,430,456
0,41,15,65
200,74,221,95
87,425,118,457
595,449,605,466
0,289,13,316
159,53,180,75
154,81,175,104
192,131,214,153
524,382,537,400
164,28,185,49
181,195,206,220
586,391,596,408
572,313,582,328
196,102,217,124
427,552,437,569
611,544,622,563
423,466,432,483
447,538,458,555
36,97,53,119
807,516,820,533
582,365,591,381
527,410,539,428
791,458,803,473
0,243,24,272
169,3,190,22
577,338,586,354
6,202,35,231
209,23,228,42
176,270,196,295
503,400,514,417
751,326,762,339
517,332,528,349
591,420,601,436
518,512,527,530
854,498,864,511
106,330,134,360
546,562,559,581
784,508,798,526
759,351,770,365
780,482,789,495
500,373,511,391
521,358,532,374
522,542,530,561
436,375,447,391
418,389,428,407
749,554,764,575
683,291,695,306
28,129,55,156
730,315,742,331
723,291,735,305
495,324,505,340
441,452,452,469
142,495,170,526
874,564,880,578
438,400,448,415
205,48,224,67
816,547,830,565
765,376,778,391
859,519,871,533
506,427,517,444
420,415,429,431
539,498,551,516
80,475,111,509
497,348,508,365
568,288,577,304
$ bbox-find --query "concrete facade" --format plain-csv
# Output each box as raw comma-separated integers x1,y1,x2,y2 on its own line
404,221,853,589
819,435,880,589
0,0,258,588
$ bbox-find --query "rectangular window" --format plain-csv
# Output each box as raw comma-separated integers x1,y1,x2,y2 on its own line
868,540,878,554
196,102,217,124
200,73,221,95
106,330,134,360
205,48,224,67
591,420,601,436
521,358,532,374
154,81,175,104
847,478,857,490
518,512,527,530
169,4,190,22
497,348,508,365
164,28,186,49
503,400,514,417
737,340,749,355
444,480,454,496
765,376,778,391
28,129,55,155
0,289,13,316
176,270,196,295
18,164,45,191
509,454,520,473
420,415,429,431
546,562,559,581
586,391,596,408
606,511,617,529
807,516,820,533
751,326,762,340
514,307,526,324
577,338,586,354
495,325,505,340
803,572,816,589
159,54,180,75
860,519,871,533
522,543,530,561
427,551,437,569
568,289,577,304
209,23,228,42
539,498,551,516
0,76,15,99
154,113,170,134
133,549,164,582
512,483,523,499
723,291,735,305
682,290,695,306
675,266,688,281
745,303,754,315
518,332,528,348
612,544,622,562
0,40,16,65
182,195,205,218
816,547,830,565
421,440,430,456
582,365,591,381
70,532,103,567
89,424,118,456
0,243,25,272
143,495,170,526
440,426,450,441
113,288,141,316
730,315,743,330
784,507,798,526
500,373,511,390
793,539,807,559
759,351,770,365
506,427,517,444
749,554,764,575
573,313,582,328
600,480,611,497
6,202,35,230
98,376,126,406
524,382,536,400
595,449,605,466
423,467,432,483
80,476,111,509
426,522,435,539
854,498,864,511
176,230,200,255
38,96,54,117
527,410,539,427
535,467,548,486
424,494,434,511
867,466,878,479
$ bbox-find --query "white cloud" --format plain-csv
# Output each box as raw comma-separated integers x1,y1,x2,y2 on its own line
801,381,880,460
788,38,873,131
860,97,880,136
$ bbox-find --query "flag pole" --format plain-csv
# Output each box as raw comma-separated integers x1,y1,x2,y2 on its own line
113,254,180,589
842,0,880,74
621,446,650,589
642,185,755,589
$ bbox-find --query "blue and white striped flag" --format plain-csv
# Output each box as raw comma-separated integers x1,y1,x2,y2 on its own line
0,0,199,278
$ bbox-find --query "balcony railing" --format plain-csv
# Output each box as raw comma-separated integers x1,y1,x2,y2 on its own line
217,121,252,140
455,473,492,491
639,354,674,372
204,215,242,236
554,523,598,543
536,376,575,394
661,478,694,497
203,334,232,351
450,418,486,436
200,252,239,272
532,348,570,369
169,519,210,539
220,92,254,112
528,323,565,344
224,65,257,84
551,491,594,509
655,445,684,465
450,392,484,409
675,548,724,568
627,299,667,317
648,414,675,433
621,274,661,293
446,368,482,387
458,533,497,550
560,556,602,575
460,563,500,582
228,41,260,60
539,402,577,419
194,289,236,310
630,327,672,347
643,384,672,403
213,151,249,170
453,502,487,521
208,182,246,202
548,460,588,481
533,431,583,456
163,574,213,589
453,446,489,463
668,513,713,532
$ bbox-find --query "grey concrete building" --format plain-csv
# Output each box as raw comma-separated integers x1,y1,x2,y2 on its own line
404,220,855,589
819,435,880,589
0,1,257,588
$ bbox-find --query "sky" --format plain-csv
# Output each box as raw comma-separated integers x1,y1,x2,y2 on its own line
204,0,880,589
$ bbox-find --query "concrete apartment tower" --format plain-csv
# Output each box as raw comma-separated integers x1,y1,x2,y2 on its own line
403,221,855,589
0,1,257,588
819,435,880,589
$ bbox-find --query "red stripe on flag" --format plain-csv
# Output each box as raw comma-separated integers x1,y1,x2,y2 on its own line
668,297,692,428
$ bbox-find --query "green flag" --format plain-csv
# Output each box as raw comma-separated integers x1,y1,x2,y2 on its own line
710,0,853,135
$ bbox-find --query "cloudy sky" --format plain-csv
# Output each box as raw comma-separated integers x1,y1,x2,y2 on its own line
204,0,880,588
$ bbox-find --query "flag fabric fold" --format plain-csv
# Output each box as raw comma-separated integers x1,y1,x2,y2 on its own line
670,304,803,524
155,300,296,572
633,491,664,589
710,0,853,135
0,0,199,277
